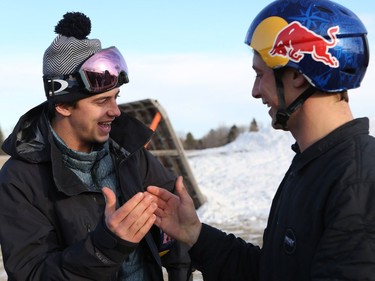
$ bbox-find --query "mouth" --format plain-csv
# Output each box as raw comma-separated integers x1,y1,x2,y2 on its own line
98,121,113,135
262,100,271,108
98,121,112,128
262,100,274,117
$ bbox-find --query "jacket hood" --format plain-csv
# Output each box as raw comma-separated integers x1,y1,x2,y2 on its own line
2,102,51,163
2,102,154,164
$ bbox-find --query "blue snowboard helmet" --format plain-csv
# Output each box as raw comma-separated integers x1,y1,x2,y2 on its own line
244,0,369,92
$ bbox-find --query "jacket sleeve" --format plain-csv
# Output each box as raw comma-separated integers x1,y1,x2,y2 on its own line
0,159,137,281
189,224,261,281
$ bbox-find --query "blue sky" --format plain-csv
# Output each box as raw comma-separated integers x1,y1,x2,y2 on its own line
1,1,375,138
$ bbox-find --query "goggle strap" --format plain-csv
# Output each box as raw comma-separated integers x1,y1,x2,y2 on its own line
43,74,85,98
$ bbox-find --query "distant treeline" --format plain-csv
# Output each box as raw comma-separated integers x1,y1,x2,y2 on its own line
0,118,261,154
0,126,5,155
182,118,259,150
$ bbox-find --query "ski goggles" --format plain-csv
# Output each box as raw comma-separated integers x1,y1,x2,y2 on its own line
44,46,129,101
79,46,129,93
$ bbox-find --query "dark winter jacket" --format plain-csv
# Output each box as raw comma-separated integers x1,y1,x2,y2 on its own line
0,102,191,281
189,118,375,280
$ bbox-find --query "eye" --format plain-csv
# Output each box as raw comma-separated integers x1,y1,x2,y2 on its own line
95,98,109,105
252,68,263,79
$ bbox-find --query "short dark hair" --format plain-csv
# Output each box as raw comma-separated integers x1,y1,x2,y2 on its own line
340,91,349,102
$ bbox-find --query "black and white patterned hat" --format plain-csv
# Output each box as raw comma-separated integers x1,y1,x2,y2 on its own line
43,12,101,77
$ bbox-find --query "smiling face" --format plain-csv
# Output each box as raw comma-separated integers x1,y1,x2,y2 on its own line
53,88,122,152
252,52,305,131
251,53,281,129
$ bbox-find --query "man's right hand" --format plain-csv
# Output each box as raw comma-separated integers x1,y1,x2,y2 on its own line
146,176,202,247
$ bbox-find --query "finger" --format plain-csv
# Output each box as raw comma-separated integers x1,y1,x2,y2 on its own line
154,215,162,228
153,206,166,217
175,176,191,203
132,212,157,242
147,185,175,202
102,187,117,218
121,194,154,227
142,195,167,218
127,202,157,237
108,192,145,228
144,190,169,210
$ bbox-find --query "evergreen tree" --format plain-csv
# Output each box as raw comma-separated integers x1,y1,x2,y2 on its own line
249,118,259,132
0,126,5,155
184,132,197,150
227,125,239,143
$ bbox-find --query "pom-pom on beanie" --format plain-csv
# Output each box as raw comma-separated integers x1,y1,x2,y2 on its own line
43,12,102,77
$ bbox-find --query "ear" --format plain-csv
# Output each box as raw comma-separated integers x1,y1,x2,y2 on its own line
55,103,72,117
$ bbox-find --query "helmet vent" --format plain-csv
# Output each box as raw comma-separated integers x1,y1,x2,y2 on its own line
338,8,351,16
342,68,356,75
315,5,334,15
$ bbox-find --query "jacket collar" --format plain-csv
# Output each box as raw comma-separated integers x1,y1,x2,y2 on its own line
2,102,51,163
290,118,369,173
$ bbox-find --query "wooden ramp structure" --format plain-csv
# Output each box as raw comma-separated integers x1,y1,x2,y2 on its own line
119,99,206,209
0,156,9,169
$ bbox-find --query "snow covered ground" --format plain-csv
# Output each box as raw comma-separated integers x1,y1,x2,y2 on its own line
1,118,374,280
189,126,295,240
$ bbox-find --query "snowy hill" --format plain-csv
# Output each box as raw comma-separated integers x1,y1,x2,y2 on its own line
186,126,296,241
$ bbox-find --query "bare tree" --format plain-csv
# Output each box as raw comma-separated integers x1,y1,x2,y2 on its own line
200,127,229,148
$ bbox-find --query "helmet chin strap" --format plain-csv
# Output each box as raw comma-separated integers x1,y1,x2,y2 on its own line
273,69,317,130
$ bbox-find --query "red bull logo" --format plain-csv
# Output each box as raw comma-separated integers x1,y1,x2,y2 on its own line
269,21,339,68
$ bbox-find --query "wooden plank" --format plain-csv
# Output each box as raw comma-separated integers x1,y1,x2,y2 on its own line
0,156,9,169
119,99,206,209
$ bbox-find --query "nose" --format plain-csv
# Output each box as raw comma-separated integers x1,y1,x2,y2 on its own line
252,80,261,99
108,99,121,117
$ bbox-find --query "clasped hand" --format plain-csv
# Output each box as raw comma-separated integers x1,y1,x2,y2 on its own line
102,187,157,243
146,176,202,247
101,176,202,246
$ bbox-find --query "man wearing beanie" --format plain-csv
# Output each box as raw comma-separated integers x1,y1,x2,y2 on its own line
0,12,192,281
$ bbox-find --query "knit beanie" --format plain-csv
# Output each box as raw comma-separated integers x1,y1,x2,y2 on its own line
43,12,102,102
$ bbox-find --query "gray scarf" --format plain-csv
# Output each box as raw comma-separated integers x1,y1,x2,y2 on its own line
52,130,117,192
51,129,151,281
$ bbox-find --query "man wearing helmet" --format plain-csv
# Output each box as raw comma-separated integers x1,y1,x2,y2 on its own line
146,0,375,280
